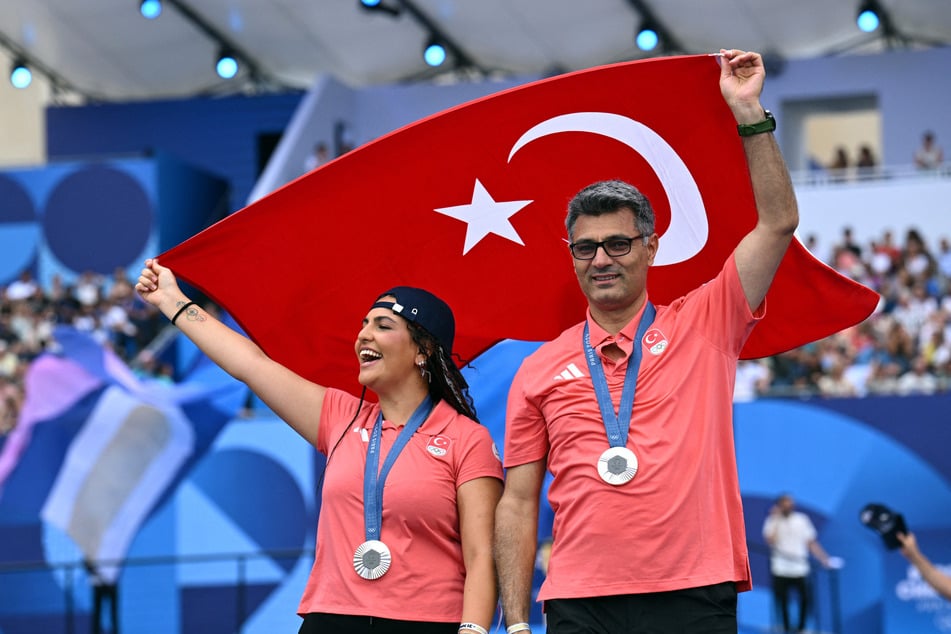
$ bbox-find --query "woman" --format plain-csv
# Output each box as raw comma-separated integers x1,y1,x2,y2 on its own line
136,259,502,634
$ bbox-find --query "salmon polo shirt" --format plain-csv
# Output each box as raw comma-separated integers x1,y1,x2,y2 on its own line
505,254,762,600
298,389,502,621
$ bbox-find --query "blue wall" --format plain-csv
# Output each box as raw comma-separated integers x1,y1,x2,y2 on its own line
0,156,227,288
45,92,303,214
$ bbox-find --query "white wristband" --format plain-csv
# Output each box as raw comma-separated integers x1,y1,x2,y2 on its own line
459,623,488,634
507,623,531,634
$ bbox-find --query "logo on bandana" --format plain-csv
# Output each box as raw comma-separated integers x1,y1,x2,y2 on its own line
427,435,451,457
643,328,668,356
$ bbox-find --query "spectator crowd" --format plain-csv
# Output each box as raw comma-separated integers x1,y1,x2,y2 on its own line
736,226,951,400
0,268,166,435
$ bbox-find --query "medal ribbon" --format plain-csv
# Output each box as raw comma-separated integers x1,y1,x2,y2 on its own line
582,302,656,448
363,396,433,541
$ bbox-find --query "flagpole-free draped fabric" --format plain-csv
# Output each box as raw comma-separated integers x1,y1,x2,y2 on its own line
161,54,878,397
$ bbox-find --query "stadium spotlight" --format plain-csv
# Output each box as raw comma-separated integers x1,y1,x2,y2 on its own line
139,0,163,19
423,38,447,67
215,49,239,79
10,59,32,89
856,0,882,32
635,21,660,51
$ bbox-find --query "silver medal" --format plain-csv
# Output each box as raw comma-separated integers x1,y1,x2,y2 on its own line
353,539,392,580
598,446,638,485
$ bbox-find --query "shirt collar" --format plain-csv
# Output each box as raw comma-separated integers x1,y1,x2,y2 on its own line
360,398,452,434
585,300,651,357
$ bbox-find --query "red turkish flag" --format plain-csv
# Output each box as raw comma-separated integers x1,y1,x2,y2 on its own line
161,54,878,396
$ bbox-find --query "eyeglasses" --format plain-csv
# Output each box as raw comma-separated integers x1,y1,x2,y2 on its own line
567,235,645,260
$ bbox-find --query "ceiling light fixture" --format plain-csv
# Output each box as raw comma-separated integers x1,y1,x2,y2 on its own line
635,21,660,51
0,31,95,98
156,0,283,89
624,0,684,55
856,0,882,32
423,38,447,67
139,0,163,19
9,58,32,89
215,49,239,79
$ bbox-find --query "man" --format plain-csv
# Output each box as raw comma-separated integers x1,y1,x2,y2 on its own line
84,559,120,634
763,494,836,633
897,531,951,601
494,49,798,633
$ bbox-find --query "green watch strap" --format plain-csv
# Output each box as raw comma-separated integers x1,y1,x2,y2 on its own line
737,110,776,137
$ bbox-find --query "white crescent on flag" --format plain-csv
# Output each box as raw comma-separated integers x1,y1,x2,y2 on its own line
508,112,708,266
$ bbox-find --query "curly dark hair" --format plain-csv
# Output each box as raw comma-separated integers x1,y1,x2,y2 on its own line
405,321,479,423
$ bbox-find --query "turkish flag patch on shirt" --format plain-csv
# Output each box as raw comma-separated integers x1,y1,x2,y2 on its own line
426,435,452,457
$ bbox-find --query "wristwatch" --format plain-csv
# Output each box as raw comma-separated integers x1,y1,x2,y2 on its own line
737,110,776,137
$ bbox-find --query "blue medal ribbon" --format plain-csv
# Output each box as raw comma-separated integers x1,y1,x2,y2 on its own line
582,302,656,448
363,396,433,541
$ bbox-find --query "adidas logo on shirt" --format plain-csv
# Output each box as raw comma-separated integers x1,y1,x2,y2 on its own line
553,363,585,381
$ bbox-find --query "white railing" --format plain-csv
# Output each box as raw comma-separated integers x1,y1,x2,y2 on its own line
791,163,950,188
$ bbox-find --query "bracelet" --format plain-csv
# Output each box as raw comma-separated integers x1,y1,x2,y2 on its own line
458,624,488,634
506,623,531,634
170,301,197,326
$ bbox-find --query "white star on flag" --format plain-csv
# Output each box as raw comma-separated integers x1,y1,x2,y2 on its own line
434,179,533,255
